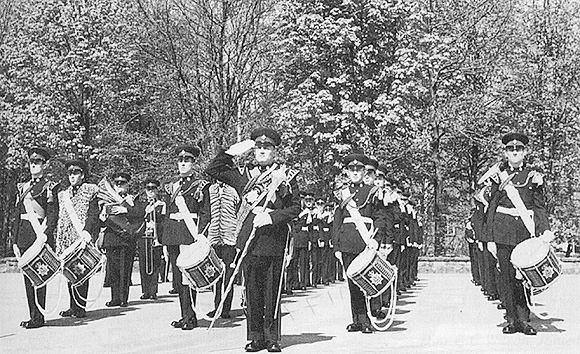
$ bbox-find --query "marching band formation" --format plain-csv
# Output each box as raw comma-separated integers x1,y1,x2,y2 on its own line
11,128,560,351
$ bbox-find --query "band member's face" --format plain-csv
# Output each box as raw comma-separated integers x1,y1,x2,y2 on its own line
177,156,195,176
68,168,84,187
113,179,129,195
363,166,376,186
28,158,46,177
504,144,526,166
374,175,385,188
304,197,314,208
346,165,364,183
145,187,158,200
254,142,275,165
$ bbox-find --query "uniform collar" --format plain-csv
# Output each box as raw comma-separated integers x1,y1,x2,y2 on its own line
180,176,192,183
350,182,364,189
508,165,524,172
31,176,43,185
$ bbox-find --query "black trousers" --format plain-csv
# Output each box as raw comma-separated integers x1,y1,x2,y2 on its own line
24,275,46,322
320,247,332,283
167,245,197,321
244,255,283,342
105,246,135,303
295,247,309,287
138,243,163,296
497,244,530,325
468,242,481,284
212,244,236,315
409,246,420,282
342,252,371,326
310,247,322,284
475,245,485,287
67,281,89,311
482,244,499,297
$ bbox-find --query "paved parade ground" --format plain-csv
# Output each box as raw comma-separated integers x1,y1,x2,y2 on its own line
0,272,578,354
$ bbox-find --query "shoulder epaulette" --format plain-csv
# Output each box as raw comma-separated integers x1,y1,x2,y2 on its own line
193,179,210,202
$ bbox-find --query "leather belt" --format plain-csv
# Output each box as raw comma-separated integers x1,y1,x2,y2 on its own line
21,213,44,221
252,208,274,214
169,212,198,221
343,216,373,225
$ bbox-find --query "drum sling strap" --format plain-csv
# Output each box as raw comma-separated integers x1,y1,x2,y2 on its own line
340,188,375,246
173,182,204,243
500,171,536,237
62,189,87,238
19,182,49,255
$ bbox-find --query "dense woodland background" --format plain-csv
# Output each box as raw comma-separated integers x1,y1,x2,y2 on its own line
1,0,579,258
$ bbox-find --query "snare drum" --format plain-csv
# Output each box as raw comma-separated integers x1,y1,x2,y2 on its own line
18,242,61,288
177,241,224,289
511,237,562,292
60,239,106,286
346,248,397,298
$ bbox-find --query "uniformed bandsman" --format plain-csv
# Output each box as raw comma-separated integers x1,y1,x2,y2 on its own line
163,145,211,330
138,178,165,300
332,153,387,334
293,191,315,290
12,147,58,329
483,133,554,335
205,127,300,352
310,196,326,287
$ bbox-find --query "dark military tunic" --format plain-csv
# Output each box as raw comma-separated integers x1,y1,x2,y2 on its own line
12,178,58,324
486,165,550,327
205,150,300,342
293,209,313,287
162,176,210,323
137,199,165,298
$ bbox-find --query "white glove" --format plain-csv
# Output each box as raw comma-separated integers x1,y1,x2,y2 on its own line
477,241,483,252
487,242,497,259
225,139,255,156
109,205,128,215
253,212,272,228
367,239,379,250
334,251,342,261
539,230,554,244
81,230,92,243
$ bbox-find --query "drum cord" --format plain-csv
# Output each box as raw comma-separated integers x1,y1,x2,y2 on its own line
34,275,65,318
71,258,107,310
523,283,552,321
366,274,398,331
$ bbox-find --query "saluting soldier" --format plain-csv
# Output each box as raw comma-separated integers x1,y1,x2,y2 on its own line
205,127,300,353
162,145,211,330
100,172,144,307
55,159,101,318
483,133,554,335
12,147,58,329
137,178,165,300
332,153,387,334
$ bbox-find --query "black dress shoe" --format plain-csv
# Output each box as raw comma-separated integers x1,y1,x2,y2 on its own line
285,289,293,295
150,294,158,300
181,318,197,330
221,312,231,319
171,318,185,328
502,324,518,334
20,320,30,327
487,294,499,301
520,323,537,335
206,310,217,318
106,301,122,307
245,340,267,352
24,319,44,329
73,309,86,318
119,302,128,307
372,310,386,320
497,303,506,310
140,294,150,300
60,309,75,317
267,341,282,352
346,323,362,332
361,325,373,334
169,288,179,294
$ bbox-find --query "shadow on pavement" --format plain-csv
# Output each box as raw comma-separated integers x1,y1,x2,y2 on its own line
281,332,334,349
46,307,137,327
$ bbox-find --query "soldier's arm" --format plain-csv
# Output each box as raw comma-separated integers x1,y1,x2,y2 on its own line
45,183,60,249
531,178,550,235
10,185,22,250
198,183,211,235
268,177,301,227
84,197,102,242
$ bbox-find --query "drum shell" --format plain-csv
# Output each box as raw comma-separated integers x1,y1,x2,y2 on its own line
19,243,61,288
61,240,105,286
346,249,397,298
178,243,224,290
511,238,562,291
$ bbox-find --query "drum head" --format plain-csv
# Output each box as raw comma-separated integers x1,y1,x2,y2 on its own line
176,241,210,268
346,248,375,277
511,237,549,268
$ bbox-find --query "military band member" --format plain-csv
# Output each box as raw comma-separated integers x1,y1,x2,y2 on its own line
293,191,315,290
206,179,240,319
318,202,334,285
310,196,326,286
12,147,58,329
483,133,554,335
205,127,300,353
332,154,387,334
465,215,481,286
100,172,144,307
55,159,100,318
138,178,165,300
162,145,210,330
